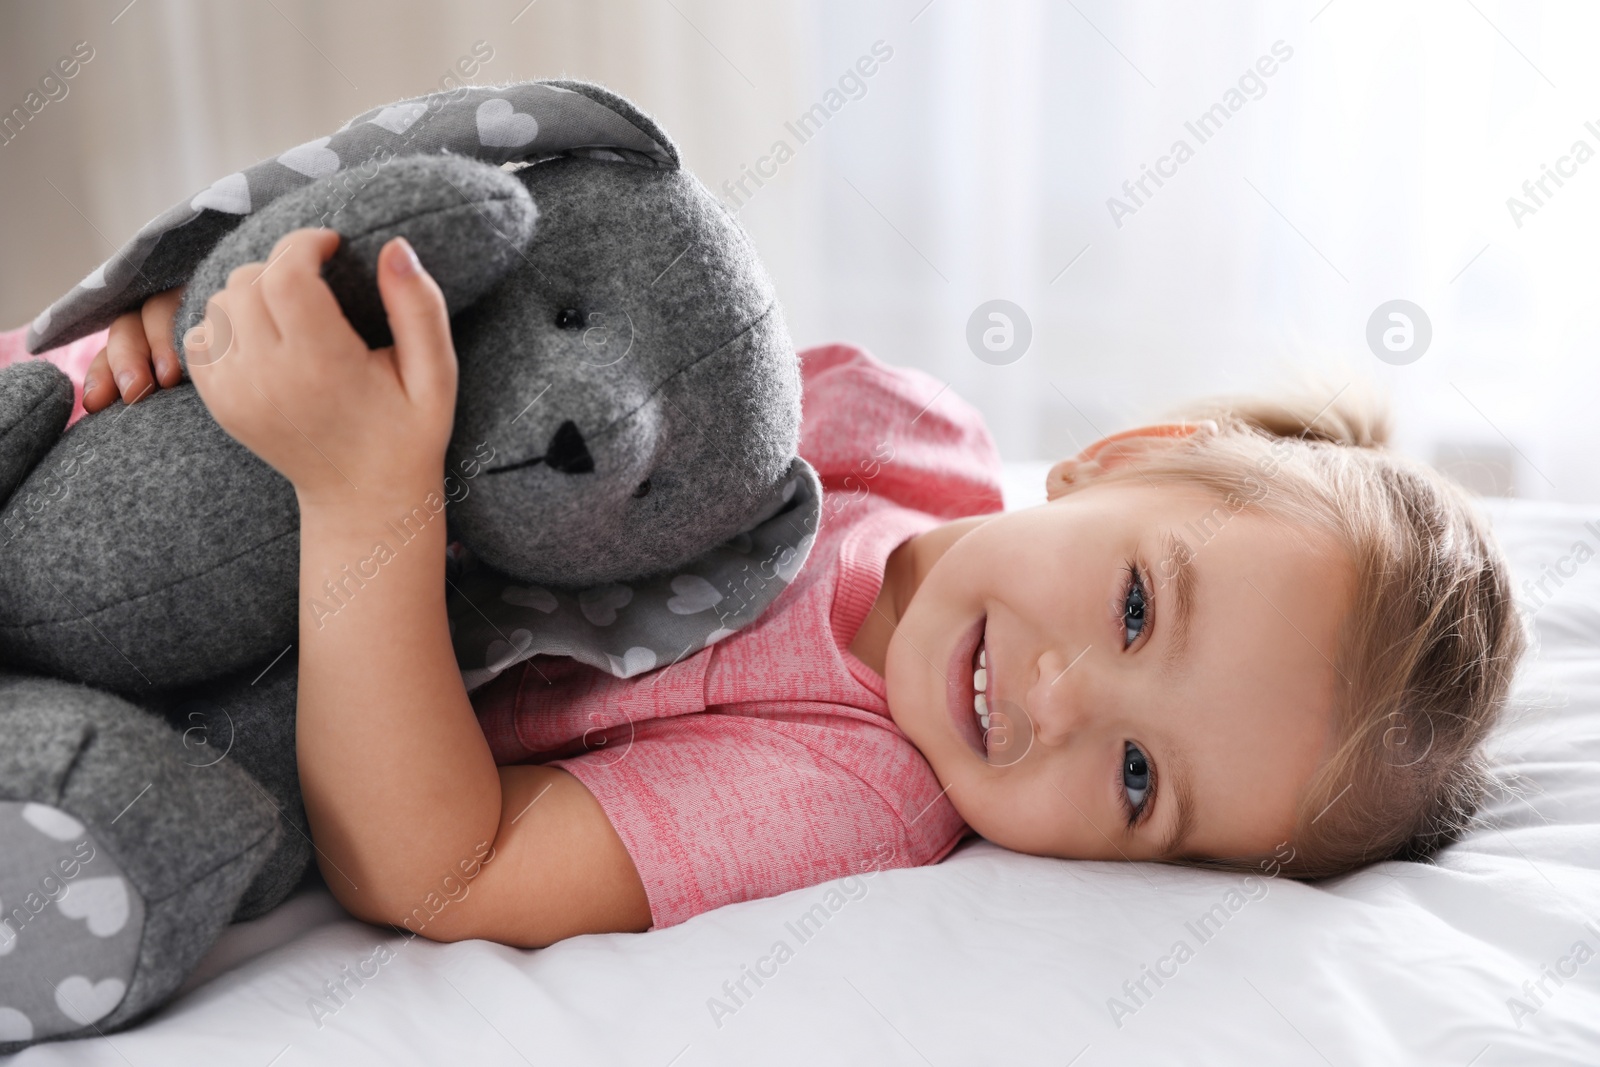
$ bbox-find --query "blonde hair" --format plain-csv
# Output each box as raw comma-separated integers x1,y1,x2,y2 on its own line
1085,389,1527,879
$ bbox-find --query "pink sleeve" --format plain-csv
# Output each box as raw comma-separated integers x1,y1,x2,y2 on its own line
0,324,108,426
797,344,1004,519
550,714,930,930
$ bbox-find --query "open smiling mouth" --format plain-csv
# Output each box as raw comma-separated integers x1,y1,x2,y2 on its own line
949,616,991,760
971,634,991,732
954,618,1033,767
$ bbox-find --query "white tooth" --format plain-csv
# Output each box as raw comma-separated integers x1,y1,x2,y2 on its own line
974,692,987,717
980,710,991,730
979,648,986,668
973,667,986,693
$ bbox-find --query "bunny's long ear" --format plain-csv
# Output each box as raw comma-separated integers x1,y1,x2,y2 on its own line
25,80,677,353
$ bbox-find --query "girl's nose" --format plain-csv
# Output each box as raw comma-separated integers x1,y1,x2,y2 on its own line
1026,645,1092,748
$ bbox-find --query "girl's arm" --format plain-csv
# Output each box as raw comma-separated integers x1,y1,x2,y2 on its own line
187,229,650,944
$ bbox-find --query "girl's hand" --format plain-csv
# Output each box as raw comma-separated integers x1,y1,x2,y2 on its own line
184,228,458,509
83,285,185,412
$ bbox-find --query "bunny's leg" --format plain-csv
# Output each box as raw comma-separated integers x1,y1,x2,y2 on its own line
0,361,73,510
0,675,281,1051
148,646,313,922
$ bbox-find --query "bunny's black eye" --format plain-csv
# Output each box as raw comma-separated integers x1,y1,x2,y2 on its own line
555,308,584,329
632,478,652,498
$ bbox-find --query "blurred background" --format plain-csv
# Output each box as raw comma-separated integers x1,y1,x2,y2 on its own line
2,0,1597,500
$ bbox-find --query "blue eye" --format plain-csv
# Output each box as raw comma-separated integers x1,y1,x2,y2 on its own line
1122,741,1152,825
1121,565,1148,648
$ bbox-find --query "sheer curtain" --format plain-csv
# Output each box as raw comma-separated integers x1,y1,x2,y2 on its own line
4,0,1596,499
764,0,1600,502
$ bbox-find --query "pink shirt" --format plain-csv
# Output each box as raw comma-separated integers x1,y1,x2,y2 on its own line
473,343,1006,928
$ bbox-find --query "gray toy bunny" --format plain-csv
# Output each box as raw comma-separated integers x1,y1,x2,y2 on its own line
0,79,818,1050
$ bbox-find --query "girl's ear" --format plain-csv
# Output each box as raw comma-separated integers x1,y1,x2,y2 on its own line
1045,421,1219,500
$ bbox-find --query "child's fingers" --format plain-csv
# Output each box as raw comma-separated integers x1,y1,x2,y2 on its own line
222,263,281,350
376,237,455,404
104,311,156,405
256,229,355,352
183,306,249,429
183,287,243,385
141,287,184,387
82,346,117,413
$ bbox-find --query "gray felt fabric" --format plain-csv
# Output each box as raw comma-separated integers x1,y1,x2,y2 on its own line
146,648,308,922
444,154,802,589
0,379,297,694
26,80,675,354
0,676,281,1052
0,802,144,1044
0,79,803,689
173,153,540,359
453,456,820,687
0,363,72,515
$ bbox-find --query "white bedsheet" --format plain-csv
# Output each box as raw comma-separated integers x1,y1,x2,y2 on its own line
9,465,1600,1066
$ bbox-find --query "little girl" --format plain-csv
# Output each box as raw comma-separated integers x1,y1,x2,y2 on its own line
70,228,1526,943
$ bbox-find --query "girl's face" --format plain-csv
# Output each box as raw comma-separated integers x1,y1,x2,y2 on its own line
883,448,1350,863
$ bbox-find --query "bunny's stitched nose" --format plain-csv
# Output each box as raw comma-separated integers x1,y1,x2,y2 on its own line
484,419,595,476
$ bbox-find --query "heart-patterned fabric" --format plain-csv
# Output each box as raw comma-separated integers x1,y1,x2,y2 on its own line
25,80,676,353
449,456,822,688
0,802,143,1047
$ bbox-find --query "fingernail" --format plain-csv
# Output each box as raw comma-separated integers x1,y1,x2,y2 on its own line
115,371,135,393
390,237,420,277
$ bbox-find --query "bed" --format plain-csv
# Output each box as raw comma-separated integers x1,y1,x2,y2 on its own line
7,462,1599,1066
